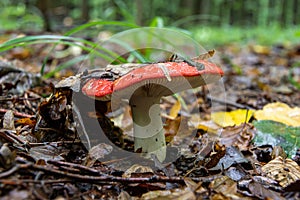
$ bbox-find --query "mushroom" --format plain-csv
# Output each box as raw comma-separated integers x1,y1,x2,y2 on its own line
82,56,223,162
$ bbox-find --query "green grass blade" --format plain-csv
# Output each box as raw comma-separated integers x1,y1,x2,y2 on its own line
64,20,139,36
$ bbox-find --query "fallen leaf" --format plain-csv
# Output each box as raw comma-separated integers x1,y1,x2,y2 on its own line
0,143,15,170
249,44,270,55
211,109,254,127
238,178,285,200
84,143,113,167
15,117,36,127
122,164,154,178
29,145,65,162
219,123,255,151
209,176,248,199
3,110,15,130
254,102,300,127
253,120,300,156
262,156,300,188
209,146,249,171
140,187,196,200
169,100,181,119
10,47,31,60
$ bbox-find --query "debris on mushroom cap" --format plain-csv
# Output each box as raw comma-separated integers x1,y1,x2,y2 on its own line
82,79,113,101
113,60,223,92
81,58,223,100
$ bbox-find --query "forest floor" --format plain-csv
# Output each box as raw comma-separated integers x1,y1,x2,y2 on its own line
0,33,299,199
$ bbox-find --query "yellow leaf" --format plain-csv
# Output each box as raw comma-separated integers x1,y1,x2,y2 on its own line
211,109,254,127
169,100,181,119
254,102,300,127
250,44,270,55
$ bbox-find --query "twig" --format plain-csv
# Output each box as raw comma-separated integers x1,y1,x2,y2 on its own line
0,129,26,145
0,164,31,179
30,162,222,184
0,108,35,118
207,96,254,110
47,160,102,175
0,178,72,185
0,97,40,102
6,158,222,184
27,140,82,147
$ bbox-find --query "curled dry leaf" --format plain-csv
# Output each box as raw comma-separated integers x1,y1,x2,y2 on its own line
3,110,15,130
262,156,300,188
219,123,256,151
122,164,154,178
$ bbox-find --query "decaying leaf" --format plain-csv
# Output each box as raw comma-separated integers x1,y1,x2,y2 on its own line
209,146,249,171
122,164,154,178
3,110,15,130
140,187,196,200
0,143,15,170
164,116,189,144
209,176,251,199
84,143,113,167
254,102,300,127
34,87,74,142
219,123,256,151
262,156,300,188
29,145,65,162
238,178,285,200
253,120,300,156
15,117,36,128
211,109,254,127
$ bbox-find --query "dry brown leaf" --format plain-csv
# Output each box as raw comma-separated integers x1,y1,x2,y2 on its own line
262,156,300,188
84,143,113,167
219,123,256,151
122,164,154,178
140,187,196,200
3,110,15,130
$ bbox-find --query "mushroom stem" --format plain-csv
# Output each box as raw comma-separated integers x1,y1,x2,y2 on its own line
130,94,166,162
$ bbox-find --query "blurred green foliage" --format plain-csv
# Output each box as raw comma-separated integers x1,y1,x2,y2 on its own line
0,0,299,47
0,1,44,30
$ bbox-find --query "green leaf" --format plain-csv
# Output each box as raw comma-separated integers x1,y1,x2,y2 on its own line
253,120,300,157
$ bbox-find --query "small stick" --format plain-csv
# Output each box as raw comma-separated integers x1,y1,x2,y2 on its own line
207,96,254,110
0,108,35,118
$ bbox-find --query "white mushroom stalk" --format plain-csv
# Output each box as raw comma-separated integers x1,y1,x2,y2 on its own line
130,92,166,161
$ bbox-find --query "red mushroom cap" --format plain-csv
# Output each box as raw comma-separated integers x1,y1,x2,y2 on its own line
81,59,223,100
82,79,113,101
114,60,223,92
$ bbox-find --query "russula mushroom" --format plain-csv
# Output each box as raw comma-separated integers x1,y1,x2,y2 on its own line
82,57,223,162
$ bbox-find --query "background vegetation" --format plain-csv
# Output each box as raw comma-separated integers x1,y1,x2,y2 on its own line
0,0,299,46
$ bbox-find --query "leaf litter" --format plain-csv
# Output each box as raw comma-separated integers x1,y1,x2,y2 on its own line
0,41,299,199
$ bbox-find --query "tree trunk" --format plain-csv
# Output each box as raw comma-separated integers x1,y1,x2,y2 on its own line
81,0,90,22
36,0,51,31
